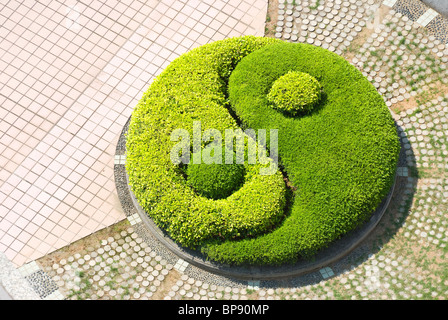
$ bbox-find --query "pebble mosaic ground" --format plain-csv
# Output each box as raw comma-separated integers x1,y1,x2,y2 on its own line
12,0,448,300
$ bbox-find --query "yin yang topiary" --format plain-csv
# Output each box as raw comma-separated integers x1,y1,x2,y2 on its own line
125,36,400,266
267,71,322,115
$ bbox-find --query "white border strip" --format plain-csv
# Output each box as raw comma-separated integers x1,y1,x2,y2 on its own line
416,8,439,27
127,213,142,225
319,266,335,279
18,261,40,277
174,258,189,272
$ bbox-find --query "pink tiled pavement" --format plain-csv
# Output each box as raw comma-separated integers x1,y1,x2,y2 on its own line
0,0,268,267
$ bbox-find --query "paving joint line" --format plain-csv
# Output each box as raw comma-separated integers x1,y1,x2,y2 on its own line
17,0,162,156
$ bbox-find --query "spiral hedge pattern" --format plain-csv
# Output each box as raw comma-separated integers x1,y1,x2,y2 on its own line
125,36,400,266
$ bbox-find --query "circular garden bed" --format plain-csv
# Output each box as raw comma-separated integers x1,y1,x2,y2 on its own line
124,36,401,268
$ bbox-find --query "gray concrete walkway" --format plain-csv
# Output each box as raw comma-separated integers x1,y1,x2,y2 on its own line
0,252,40,299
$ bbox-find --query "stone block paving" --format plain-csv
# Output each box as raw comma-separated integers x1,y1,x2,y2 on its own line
1,0,448,301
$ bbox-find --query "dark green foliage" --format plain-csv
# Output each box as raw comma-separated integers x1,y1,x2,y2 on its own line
267,71,322,115
126,36,400,266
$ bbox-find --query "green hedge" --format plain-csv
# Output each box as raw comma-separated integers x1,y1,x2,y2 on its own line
201,41,400,265
126,36,287,248
126,36,400,266
185,148,246,200
267,71,322,115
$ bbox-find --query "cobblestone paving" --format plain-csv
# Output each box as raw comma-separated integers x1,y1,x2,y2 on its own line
5,0,448,300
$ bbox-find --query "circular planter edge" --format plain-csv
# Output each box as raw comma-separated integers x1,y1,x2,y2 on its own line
115,117,399,281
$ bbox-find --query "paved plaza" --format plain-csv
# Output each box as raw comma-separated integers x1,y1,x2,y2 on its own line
0,0,447,300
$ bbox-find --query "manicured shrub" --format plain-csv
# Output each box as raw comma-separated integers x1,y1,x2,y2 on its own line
125,36,400,266
267,71,322,115
185,149,246,200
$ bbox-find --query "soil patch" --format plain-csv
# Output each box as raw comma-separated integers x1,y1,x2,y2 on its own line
265,0,279,37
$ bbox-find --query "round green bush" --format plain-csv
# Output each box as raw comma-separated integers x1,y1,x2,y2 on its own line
125,36,400,266
267,71,322,115
186,150,246,200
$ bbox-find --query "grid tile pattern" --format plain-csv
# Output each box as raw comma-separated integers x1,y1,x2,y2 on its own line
1,0,268,267
247,280,260,290
114,155,126,165
396,167,409,177
18,260,40,276
0,0,141,183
